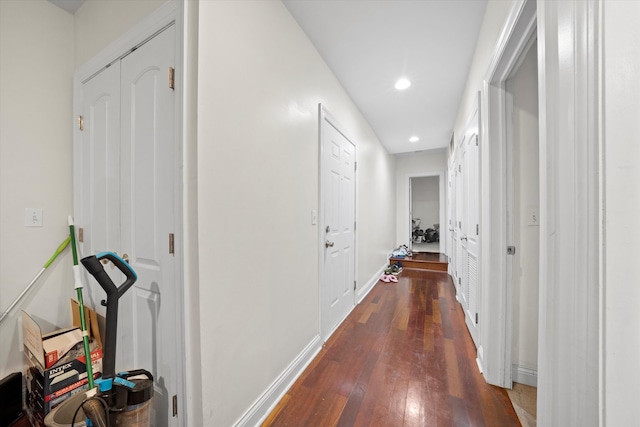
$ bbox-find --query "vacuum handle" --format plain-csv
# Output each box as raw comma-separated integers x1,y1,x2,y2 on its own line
81,252,137,298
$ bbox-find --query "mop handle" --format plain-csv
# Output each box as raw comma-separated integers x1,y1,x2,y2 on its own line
0,237,70,325
69,216,95,390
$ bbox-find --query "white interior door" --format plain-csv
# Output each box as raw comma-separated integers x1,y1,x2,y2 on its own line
455,157,464,297
464,132,480,346
76,25,179,427
320,109,356,342
119,25,178,426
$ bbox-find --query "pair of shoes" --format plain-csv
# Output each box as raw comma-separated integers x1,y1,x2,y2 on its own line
390,263,403,275
384,263,403,276
380,274,398,283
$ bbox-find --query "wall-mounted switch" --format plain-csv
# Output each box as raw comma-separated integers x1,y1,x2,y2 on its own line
311,210,318,225
25,208,43,227
528,208,539,226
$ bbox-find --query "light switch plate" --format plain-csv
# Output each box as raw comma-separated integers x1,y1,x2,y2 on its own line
528,208,539,226
25,208,43,227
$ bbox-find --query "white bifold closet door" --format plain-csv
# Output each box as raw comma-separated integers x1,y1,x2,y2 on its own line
77,25,179,427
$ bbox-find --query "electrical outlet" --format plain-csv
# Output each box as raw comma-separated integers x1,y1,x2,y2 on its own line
25,208,43,227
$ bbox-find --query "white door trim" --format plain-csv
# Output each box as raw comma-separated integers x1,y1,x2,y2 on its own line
478,0,536,388
537,1,601,424
72,2,187,425
317,104,357,342
406,172,445,253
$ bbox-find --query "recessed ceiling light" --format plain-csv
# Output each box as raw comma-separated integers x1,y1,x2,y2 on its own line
395,78,411,90
409,136,419,142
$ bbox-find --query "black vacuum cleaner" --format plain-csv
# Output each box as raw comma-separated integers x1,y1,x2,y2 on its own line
44,252,154,427
80,252,154,426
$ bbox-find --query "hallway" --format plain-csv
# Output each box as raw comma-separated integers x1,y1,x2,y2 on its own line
263,269,520,426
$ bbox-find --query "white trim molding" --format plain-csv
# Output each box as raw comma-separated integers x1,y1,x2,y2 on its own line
358,262,388,304
512,364,538,388
537,0,601,425
479,0,536,389
238,336,323,427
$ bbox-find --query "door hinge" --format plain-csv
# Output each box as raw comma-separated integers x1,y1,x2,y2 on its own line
458,277,461,285
78,115,84,131
475,134,479,146
354,161,357,172
354,221,356,231
507,246,516,255
169,67,175,90
476,224,479,235
475,313,478,324
78,227,84,243
354,281,357,291
169,233,175,255
172,394,178,417
458,164,462,173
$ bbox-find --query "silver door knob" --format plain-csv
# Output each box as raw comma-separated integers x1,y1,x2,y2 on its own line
325,240,334,248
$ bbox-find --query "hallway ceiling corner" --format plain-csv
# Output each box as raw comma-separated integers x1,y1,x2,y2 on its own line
283,0,487,155
48,0,86,15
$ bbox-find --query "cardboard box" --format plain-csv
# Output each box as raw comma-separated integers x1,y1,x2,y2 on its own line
23,300,103,425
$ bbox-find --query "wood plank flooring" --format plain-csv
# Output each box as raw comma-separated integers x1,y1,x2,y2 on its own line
263,269,520,427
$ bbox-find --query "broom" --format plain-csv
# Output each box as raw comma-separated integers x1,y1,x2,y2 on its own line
68,216,95,390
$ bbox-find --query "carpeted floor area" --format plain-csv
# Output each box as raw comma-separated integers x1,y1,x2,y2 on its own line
507,382,537,427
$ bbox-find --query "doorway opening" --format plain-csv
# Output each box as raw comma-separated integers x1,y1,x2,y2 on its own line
410,176,440,253
504,36,539,420
408,173,444,254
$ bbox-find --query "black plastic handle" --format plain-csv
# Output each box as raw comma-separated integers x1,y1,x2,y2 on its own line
81,252,138,382
81,252,137,298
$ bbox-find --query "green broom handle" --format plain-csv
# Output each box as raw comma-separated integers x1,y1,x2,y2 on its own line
69,217,95,390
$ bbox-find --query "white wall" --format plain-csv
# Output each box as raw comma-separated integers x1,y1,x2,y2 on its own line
395,149,447,246
0,0,75,380
196,1,396,425
506,42,538,385
452,1,513,139
74,0,167,67
411,176,439,234
603,1,640,424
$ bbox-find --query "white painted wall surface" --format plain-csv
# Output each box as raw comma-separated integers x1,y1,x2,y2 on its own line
74,0,167,67
395,149,446,246
197,1,395,425
452,0,513,139
506,42,538,384
603,1,640,424
0,0,74,379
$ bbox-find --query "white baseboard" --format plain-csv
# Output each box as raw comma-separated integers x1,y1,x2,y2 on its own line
357,262,388,303
512,364,538,387
234,335,322,427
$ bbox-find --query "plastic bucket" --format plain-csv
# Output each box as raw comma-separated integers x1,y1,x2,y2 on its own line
44,391,87,427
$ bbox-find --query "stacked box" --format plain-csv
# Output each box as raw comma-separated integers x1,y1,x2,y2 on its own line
22,301,102,426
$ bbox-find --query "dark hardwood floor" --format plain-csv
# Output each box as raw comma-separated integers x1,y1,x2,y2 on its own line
263,268,520,427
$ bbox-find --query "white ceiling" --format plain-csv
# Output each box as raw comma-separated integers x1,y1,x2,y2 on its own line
283,0,487,154
49,0,487,155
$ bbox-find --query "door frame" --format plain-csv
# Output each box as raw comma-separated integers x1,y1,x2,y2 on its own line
478,0,536,387
317,104,357,342
407,172,445,253
72,1,187,425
